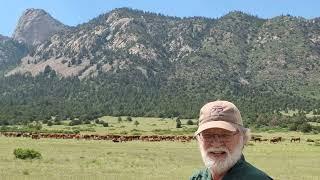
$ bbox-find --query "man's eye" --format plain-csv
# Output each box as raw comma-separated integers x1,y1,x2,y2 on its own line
221,134,231,138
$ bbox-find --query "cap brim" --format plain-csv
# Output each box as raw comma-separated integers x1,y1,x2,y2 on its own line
195,121,237,135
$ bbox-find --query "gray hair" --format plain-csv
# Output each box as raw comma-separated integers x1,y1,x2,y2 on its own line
235,124,251,145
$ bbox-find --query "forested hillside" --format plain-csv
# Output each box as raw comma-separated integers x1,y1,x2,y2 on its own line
0,8,320,131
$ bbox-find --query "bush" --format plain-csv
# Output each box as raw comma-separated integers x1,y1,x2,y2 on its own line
298,122,312,133
54,120,62,125
134,120,139,127
27,121,42,131
84,120,91,124
73,129,80,134
42,119,48,124
289,123,298,131
186,119,194,125
13,148,42,160
102,122,109,127
126,116,132,122
47,121,53,126
69,120,82,126
176,118,182,128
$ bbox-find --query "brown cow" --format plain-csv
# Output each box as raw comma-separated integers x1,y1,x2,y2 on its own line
31,133,40,139
306,139,314,142
112,138,121,143
290,137,300,143
253,137,262,142
270,137,282,143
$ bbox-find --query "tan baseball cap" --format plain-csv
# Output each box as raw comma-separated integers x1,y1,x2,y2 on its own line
195,100,243,135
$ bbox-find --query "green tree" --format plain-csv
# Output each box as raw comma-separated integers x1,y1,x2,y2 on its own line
288,123,298,131
102,122,109,127
126,116,132,122
186,119,194,125
47,121,53,126
299,122,312,133
176,118,182,128
134,120,139,127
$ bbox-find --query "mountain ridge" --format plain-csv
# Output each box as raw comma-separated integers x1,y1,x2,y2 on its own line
12,8,70,46
0,7,320,125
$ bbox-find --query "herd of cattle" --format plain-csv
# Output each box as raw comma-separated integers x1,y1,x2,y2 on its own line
0,132,194,143
251,135,317,143
0,132,317,144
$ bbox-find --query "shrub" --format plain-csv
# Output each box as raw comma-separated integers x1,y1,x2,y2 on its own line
47,121,53,126
288,123,298,131
176,118,182,128
102,122,109,127
186,119,194,125
13,148,42,160
298,122,312,133
73,129,80,134
54,120,62,125
22,169,30,175
134,120,139,127
84,120,91,124
126,116,132,122
69,120,82,126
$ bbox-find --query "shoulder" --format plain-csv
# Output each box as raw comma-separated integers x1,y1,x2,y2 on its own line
189,168,212,180
240,161,273,180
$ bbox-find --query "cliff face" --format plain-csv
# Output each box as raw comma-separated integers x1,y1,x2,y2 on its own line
0,35,28,68
0,8,320,121
0,35,10,41
7,9,320,91
12,8,69,46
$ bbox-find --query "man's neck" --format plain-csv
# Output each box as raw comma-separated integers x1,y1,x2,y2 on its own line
211,171,227,180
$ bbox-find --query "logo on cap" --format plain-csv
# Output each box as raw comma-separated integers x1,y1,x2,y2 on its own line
210,106,224,117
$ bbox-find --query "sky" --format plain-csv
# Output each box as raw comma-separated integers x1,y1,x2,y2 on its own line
1,0,320,37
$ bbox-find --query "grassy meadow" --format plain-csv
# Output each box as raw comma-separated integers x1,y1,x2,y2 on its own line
0,117,320,180
41,116,199,135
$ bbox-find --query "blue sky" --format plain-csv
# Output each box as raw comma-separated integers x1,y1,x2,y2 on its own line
1,0,320,37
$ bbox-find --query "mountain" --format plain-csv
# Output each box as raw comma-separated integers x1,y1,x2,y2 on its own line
12,8,69,46
1,8,320,126
0,35,28,74
0,35,10,41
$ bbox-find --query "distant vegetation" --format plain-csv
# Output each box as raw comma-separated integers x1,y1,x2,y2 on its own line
0,116,319,135
13,148,42,160
1,8,320,133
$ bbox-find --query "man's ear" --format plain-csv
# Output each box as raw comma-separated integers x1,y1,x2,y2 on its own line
243,134,247,144
196,134,200,141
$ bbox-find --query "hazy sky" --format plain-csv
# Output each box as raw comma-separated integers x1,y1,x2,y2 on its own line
1,0,320,37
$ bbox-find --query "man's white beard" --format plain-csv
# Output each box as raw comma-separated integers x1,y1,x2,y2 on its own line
199,138,243,175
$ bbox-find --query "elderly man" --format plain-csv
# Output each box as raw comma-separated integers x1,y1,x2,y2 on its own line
190,100,272,180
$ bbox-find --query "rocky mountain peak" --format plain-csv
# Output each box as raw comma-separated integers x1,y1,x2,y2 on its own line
12,8,69,46
0,34,10,41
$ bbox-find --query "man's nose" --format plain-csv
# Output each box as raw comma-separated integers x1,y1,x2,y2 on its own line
208,135,223,144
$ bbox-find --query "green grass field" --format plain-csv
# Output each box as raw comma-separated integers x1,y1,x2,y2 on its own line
42,116,198,135
0,133,319,180
1,117,320,180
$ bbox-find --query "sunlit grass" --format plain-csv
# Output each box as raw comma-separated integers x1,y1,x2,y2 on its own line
0,132,319,180
42,116,198,135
